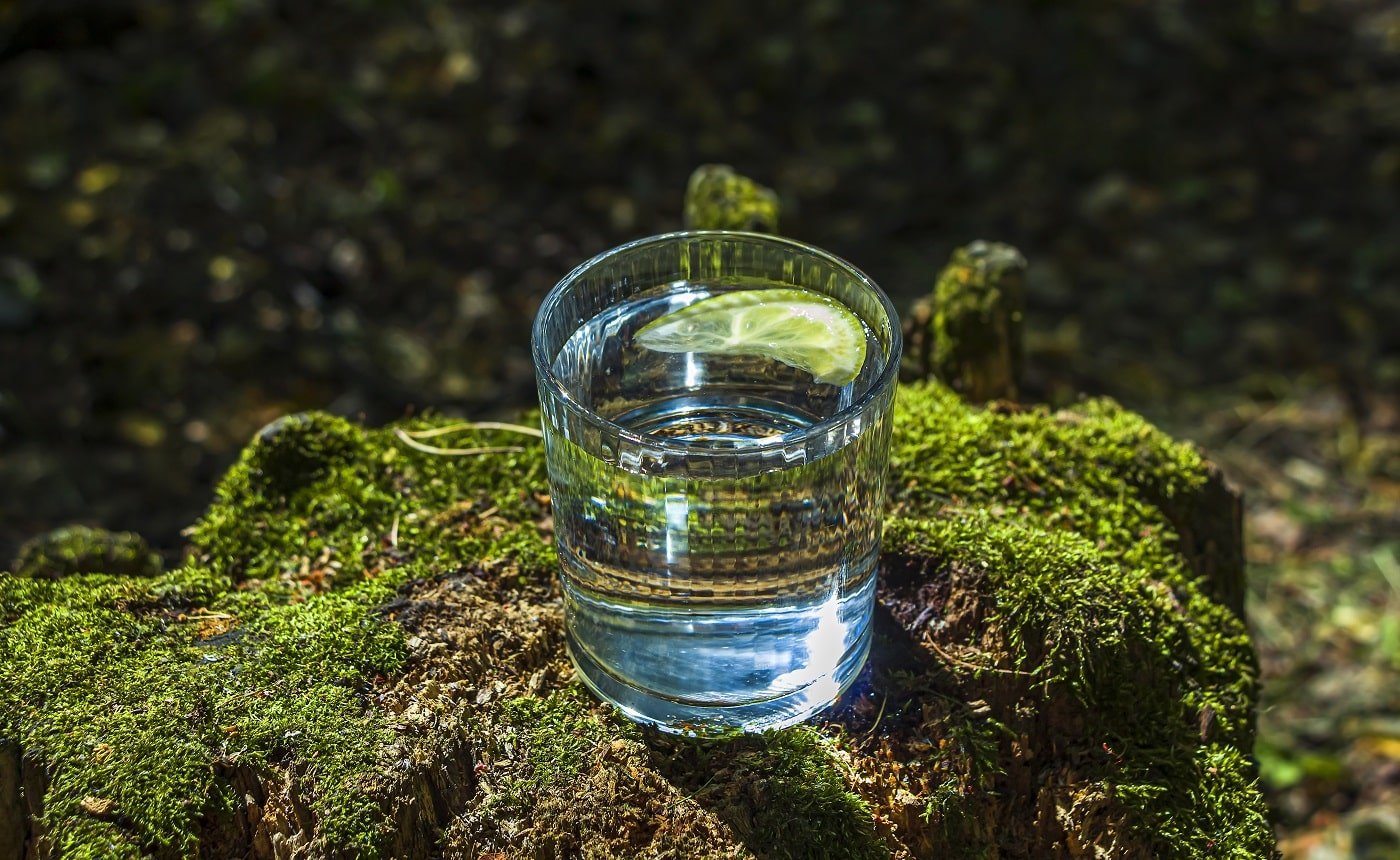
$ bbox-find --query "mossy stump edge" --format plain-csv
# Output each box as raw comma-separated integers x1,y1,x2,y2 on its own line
1,379,1271,857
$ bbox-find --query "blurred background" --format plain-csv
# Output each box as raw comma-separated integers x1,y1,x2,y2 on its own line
0,0,1396,853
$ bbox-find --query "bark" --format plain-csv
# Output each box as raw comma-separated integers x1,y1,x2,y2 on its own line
0,743,23,860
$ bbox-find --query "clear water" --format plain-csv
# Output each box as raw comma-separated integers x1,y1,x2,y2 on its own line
545,281,892,733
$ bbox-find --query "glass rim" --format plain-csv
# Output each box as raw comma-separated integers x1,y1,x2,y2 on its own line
531,230,902,458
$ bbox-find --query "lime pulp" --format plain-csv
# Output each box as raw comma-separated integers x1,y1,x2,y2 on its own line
633,288,867,386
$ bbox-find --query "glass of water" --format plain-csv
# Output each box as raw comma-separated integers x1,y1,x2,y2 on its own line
532,231,900,733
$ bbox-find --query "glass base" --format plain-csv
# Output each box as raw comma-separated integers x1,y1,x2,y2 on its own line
567,620,872,736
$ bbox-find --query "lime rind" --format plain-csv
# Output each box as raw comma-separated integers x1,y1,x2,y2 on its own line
634,288,867,386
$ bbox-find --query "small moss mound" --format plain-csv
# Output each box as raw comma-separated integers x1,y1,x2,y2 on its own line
244,411,368,499
684,164,782,233
0,385,1273,858
10,525,162,580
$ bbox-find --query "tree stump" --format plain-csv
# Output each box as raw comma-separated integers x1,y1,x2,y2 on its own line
0,173,1269,859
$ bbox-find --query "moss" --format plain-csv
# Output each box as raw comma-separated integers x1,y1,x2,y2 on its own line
1,389,1272,856
917,703,1006,855
888,382,1214,589
457,687,750,858
189,411,549,590
881,381,1266,857
1124,744,1275,858
1,414,553,856
883,515,1264,855
51,818,146,860
646,723,888,859
11,525,162,580
929,242,1026,401
484,688,621,817
722,728,888,860
684,164,781,232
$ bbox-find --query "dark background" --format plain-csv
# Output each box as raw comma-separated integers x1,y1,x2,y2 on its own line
1,0,1397,851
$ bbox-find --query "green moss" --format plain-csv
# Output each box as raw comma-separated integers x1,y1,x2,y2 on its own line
884,381,1266,857
485,688,620,817
725,728,887,860
1,413,554,856
51,818,145,860
1,389,1272,856
1120,745,1275,858
918,702,1006,854
889,381,1212,587
684,164,781,232
649,724,888,859
11,525,162,580
930,242,1026,400
189,412,550,591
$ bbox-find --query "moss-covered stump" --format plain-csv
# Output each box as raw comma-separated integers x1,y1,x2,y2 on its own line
901,242,1027,404
684,164,782,233
0,386,1273,858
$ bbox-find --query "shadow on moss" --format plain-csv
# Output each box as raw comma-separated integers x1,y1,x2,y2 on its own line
649,727,889,860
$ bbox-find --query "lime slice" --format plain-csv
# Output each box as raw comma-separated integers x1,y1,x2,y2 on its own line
635,288,867,386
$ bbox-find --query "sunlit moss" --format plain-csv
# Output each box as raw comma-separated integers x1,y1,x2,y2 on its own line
0,413,553,855
684,164,781,233
0,388,1271,856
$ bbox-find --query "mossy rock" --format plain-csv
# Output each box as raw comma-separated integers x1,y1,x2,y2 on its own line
0,387,1274,858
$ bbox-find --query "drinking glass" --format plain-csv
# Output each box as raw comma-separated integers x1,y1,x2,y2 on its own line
532,231,900,733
